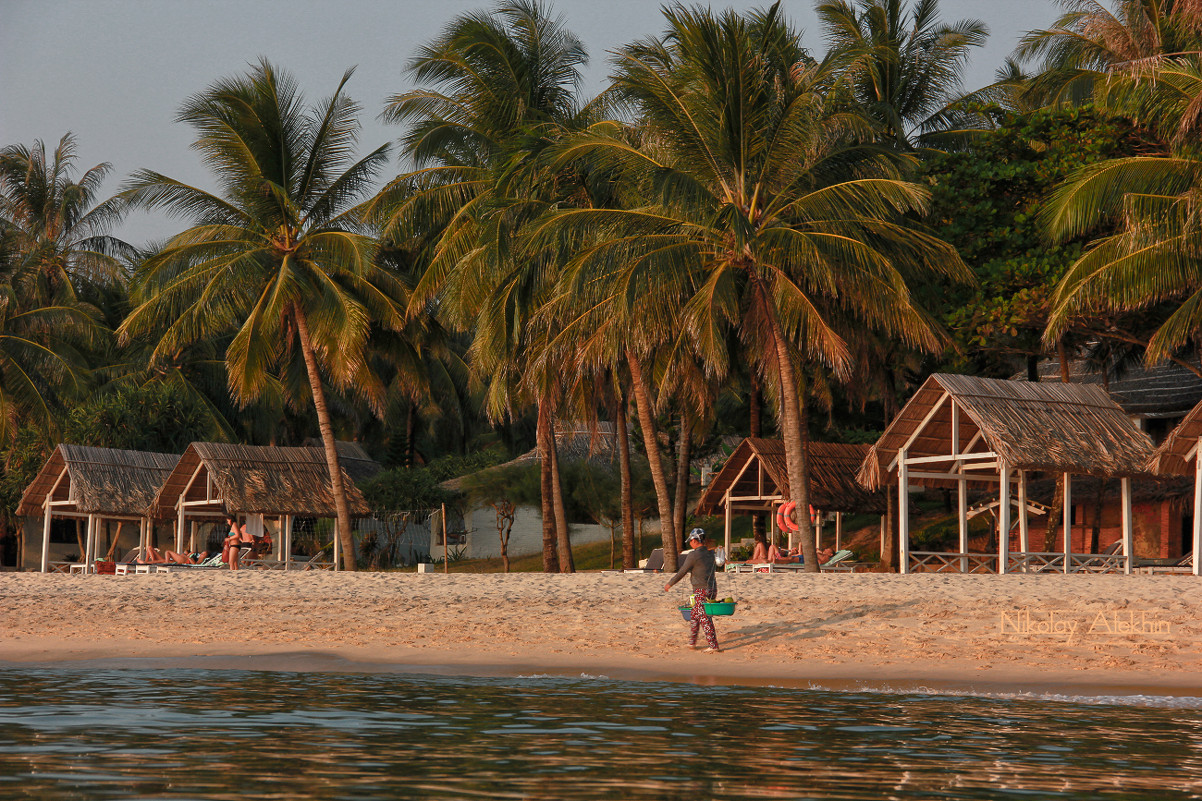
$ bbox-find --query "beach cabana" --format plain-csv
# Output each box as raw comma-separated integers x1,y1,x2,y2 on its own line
857,374,1155,574
149,442,381,569
17,444,180,572
695,438,887,553
1146,400,1202,575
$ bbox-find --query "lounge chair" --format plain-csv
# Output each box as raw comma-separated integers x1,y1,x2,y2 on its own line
818,549,856,572
1138,551,1195,575
154,550,239,572
622,548,664,573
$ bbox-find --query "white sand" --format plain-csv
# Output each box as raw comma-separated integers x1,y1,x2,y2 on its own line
2,571,1200,693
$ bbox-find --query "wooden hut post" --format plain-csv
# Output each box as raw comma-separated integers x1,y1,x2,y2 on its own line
40,503,53,573
723,491,732,554
441,503,448,574
284,514,293,568
1063,473,1072,574
175,506,186,555
998,464,1010,574
898,447,910,574
1017,470,1029,556
815,510,822,552
952,400,968,573
1121,477,1134,575
1194,440,1202,576
85,513,97,570
835,512,843,551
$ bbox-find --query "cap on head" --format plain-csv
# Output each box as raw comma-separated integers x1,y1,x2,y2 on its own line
688,527,706,543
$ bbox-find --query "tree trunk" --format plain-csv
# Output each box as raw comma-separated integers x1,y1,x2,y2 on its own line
549,418,575,573
405,404,417,468
882,491,896,571
750,374,766,544
759,284,817,572
105,521,125,560
673,411,691,551
294,304,356,570
616,387,636,569
1091,480,1104,554
626,349,679,571
536,399,560,573
1043,474,1064,551
75,519,85,560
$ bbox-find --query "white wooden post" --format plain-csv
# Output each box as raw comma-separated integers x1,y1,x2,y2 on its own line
1194,440,1202,576
953,401,968,573
284,514,293,569
815,510,822,552
898,447,910,574
176,507,186,554
835,512,843,551
85,513,97,571
998,464,1010,574
723,492,732,554
40,505,52,573
1121,477,1134,575
1017,470,1029,558
1063,473,1073,574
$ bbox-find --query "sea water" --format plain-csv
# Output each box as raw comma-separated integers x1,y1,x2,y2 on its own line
0,667,1200,800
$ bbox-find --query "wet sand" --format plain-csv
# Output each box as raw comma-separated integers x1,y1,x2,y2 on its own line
2,571,1200,695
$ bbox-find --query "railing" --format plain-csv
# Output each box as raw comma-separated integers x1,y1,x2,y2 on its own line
909,552,998,573
910,551,1130,574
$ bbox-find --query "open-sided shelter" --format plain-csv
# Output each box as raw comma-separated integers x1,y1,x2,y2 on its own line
149,441,381,569
18,445,180,572
858,374,1155,574
695,438,887,553
1146,399,1202,575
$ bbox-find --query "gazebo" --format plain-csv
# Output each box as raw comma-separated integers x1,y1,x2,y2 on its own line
695,438,887,553
18,444,180,572
1146,400,1202,575
149,441,381,569
858,374,1156,574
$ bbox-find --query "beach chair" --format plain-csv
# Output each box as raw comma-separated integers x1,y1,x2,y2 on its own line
153,550,239,572
623,548,664,573
819,549,855,572
1139,551,1194,575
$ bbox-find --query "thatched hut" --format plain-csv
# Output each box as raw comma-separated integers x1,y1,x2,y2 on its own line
695,438,887,553
1146,399,1202,575
150,441,381,568
17,445,180,572
858,374,1156,574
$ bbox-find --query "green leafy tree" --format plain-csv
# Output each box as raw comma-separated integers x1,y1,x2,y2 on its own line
117,60,401,569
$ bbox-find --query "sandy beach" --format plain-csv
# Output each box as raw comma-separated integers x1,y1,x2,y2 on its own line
2,571,1200,695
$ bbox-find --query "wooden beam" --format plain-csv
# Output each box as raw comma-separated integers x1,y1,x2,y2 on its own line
1063,473,1072,574
40,503,53,573
954,401,968,574
41,466,68,511
1018,470,1029,554
888,392,949,472
1121,477,1134,576
998,463,1010,574
902,451,999,467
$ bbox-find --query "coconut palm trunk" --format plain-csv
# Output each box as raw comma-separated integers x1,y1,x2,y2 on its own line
536,399,560,573
673,412,692,551
760,284,817,572
294,304,356,571
616,387,636,569
626,349,679,570
548,419,575,572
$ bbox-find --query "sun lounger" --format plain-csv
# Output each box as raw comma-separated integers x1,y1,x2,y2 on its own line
1138,551,1194,575
622,548,664,573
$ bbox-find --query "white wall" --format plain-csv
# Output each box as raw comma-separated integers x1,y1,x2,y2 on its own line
441,505,617,560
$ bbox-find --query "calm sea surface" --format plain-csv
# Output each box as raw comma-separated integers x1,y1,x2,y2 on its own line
0,667,1200,800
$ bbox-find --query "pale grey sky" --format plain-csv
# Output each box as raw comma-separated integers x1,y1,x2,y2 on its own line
0,0,1058,244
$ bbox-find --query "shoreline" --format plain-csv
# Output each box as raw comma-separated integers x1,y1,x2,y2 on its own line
3,571,1200,699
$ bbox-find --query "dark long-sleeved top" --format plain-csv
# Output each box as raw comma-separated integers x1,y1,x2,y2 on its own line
665,547,717,594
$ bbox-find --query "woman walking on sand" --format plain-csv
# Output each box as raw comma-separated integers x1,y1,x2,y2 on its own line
663,528,721,653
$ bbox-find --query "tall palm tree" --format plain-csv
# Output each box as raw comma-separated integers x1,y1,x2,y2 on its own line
0,134,132,300
370,0,593,572
1016,0,1202,105
118,60,400,570
545,3,969,570
818,0,988,150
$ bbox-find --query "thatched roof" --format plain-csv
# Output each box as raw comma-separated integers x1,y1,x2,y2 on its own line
858,374,1156,491
695,438,887,516
17,444,179,517
150,441,381,518
1148,399,1202,476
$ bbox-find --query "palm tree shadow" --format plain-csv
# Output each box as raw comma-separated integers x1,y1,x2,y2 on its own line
719,600,920,651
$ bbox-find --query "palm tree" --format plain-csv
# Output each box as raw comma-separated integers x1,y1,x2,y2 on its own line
1016,0,1202,105
117,60,400,570
818,0,988,150
544,3,969,570
370,0,592,571
0,134,132,300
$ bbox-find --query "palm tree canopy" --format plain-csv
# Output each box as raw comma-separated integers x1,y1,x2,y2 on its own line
118,59,401,407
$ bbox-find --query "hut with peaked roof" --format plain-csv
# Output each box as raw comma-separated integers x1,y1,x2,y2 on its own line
150,441,381,569
695,438,887,553
1147,400,1202,575
858,374,1156,574
17,444,180,572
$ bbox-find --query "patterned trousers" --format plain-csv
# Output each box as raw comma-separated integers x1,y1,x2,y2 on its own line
689,589,719,649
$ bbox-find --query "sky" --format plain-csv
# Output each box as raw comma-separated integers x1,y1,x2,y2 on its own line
0,0,1060,244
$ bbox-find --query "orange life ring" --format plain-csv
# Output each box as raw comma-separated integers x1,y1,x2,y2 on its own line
809,504,817,525
775,504,787,533
780,501,798,533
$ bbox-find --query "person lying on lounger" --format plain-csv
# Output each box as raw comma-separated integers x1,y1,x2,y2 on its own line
137,546,212,564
